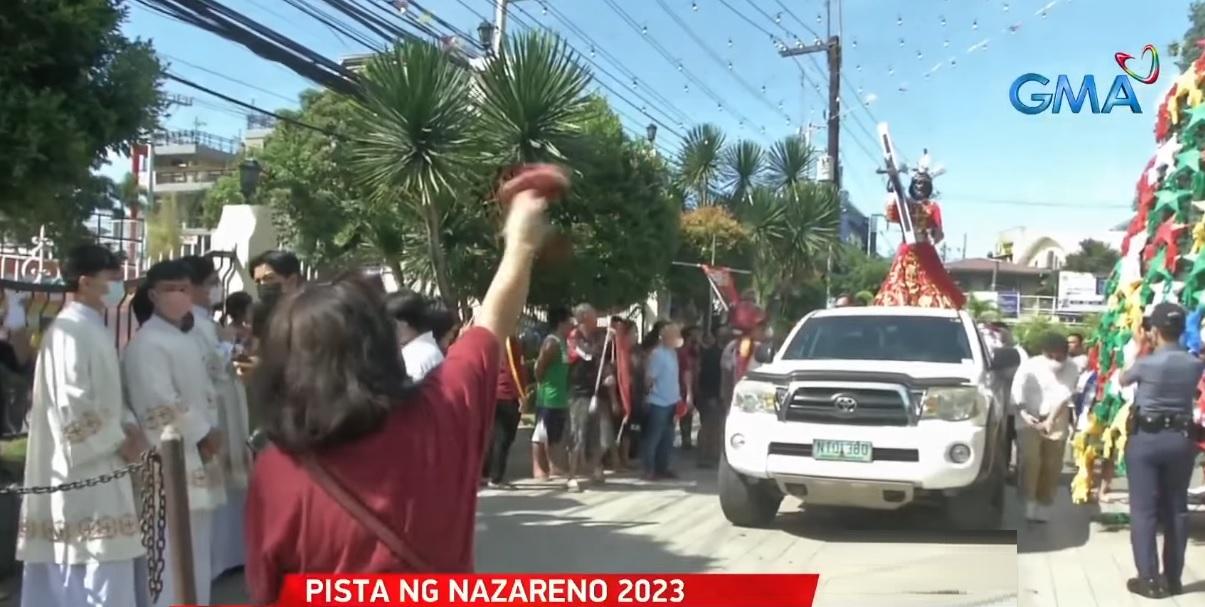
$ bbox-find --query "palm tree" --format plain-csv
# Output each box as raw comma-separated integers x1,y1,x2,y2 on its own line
476,31,593,164
765,134,816,191
676,124,726,207
967,296,999,321
118,172,143,218
739,182,840,318
720,140,765,206
348,40,475,312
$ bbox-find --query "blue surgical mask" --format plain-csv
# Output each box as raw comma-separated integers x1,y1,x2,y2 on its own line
102,281,126,309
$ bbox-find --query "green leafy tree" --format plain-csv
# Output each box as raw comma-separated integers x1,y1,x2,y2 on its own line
1170,1,1205,71
829,244,890,299
676,124,726,207
0,0,164,241
720,140,765,206
199,173,244,229
147,193,182,260
739,183,840,320
765,135,815,191
1063,239,1120,276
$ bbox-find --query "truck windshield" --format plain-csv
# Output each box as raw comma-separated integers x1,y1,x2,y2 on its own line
782,315,974,364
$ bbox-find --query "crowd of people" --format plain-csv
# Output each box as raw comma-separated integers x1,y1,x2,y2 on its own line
10,165,778,606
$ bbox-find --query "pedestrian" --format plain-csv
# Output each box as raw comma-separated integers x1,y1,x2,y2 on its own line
677,326,700,450
17,244,150,607
564,303,615,491
991,322,1026,482
0,291,34,437
482,334,528,488
221,291,254,350
1011,331,1079,523
607,316,635,471
696,328,725,468
243,173,558,599
179,255,252,580
248,249,303,307
834,293,854,308
386,290,441,382
531,306,572,480
122,259,227,607
429,305,460,354
643,322,682,480
1118,302,1203,598
1067,332,1088,372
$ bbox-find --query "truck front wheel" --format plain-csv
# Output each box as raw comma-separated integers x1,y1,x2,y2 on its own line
719,452,783,527
944,458,1005,530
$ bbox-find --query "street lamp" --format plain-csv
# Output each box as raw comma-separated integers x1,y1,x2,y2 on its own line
239,158,262,202
646,123,658,144
477,21,495,53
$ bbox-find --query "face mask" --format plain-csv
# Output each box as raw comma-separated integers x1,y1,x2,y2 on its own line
259,282,283,308
102,281,126,309
156,291,193,323
208,285,223,307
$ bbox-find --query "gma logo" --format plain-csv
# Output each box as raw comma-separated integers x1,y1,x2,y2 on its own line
1009,74,1142,114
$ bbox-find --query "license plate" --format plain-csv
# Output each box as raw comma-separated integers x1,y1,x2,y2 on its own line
813,439,873,463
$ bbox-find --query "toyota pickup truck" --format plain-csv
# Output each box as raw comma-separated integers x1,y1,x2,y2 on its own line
719,306,1015,529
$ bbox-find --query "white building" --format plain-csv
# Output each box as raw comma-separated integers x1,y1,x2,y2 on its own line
993,226,1126,270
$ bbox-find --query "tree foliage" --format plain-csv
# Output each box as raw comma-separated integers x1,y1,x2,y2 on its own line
828,244,890,299
1171,1,1205,71
0,0,164,241
1063,239,1120,275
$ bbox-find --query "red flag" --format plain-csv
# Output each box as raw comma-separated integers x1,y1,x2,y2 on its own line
613,329,633,416
701,264,739,307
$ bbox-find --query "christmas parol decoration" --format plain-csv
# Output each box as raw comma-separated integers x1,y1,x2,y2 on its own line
1070,43,1205,504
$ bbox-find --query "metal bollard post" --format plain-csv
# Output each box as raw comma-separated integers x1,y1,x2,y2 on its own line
160,425,197,605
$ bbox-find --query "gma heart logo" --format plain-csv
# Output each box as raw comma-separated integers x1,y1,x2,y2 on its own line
1115,44,1160,85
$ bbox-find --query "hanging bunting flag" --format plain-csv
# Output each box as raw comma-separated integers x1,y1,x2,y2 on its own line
701,265,740,308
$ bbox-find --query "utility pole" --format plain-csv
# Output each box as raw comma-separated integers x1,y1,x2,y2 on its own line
492,0,509,54
779,14,841,191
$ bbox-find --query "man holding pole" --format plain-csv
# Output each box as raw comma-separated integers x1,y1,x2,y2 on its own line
18,244,149,607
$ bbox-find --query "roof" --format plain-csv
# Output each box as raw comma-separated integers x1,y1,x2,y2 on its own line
945,257,1047,275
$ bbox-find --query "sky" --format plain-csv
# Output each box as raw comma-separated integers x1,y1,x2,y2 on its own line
106,0,1196,258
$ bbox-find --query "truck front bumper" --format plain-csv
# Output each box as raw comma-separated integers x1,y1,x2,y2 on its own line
724,409,987,509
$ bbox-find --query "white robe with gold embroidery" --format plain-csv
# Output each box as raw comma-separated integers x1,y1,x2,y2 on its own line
121,315,226,512
17,303,145,565
190,306,251,488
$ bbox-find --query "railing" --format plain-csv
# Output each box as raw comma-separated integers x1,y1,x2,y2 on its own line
154,169,234,186
153,129,240,155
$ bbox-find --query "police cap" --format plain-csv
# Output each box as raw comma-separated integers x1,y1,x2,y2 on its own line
1149,302,1187,333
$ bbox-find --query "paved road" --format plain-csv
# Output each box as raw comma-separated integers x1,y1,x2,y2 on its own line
208,452,1018,607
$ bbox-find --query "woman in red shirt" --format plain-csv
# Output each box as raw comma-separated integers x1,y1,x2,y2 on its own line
244,170,562,604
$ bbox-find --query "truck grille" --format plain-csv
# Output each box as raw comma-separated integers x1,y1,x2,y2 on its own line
781,386,911,426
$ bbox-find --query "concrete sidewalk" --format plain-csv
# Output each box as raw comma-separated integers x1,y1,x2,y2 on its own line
1018,466,1205,606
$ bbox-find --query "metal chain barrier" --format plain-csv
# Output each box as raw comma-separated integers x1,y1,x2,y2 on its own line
0,450,167,602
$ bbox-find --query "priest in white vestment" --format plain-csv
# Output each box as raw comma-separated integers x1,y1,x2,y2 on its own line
180,255,251,578
17,245,149,607
122,260,226,607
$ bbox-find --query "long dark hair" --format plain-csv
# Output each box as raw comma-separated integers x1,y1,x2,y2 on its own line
641,320,669,352
252,275,413,453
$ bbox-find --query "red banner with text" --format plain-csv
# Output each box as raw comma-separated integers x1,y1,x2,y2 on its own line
178,574,819,607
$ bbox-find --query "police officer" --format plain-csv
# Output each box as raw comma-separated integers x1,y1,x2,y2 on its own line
1120,302,1204,598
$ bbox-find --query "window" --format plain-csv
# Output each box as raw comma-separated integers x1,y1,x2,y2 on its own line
782,315,974,364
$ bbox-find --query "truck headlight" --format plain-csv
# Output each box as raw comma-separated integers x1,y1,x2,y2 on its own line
921,387,988,424
733,381,781,414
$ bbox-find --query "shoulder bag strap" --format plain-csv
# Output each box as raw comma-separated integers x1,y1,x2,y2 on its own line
298,454,435,572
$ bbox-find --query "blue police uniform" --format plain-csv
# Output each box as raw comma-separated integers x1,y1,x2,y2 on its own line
1120,302,1204,598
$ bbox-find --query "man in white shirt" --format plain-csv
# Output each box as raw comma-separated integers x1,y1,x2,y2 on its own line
387,291,444,382
1011,331,1079,523
180,255,251,579
122,260,226,607
18,244,149,607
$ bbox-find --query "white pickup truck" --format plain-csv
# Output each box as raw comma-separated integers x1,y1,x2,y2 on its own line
719,306,1014,529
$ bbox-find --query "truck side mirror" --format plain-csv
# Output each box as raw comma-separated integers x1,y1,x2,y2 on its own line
754,342,775,364
989,347,1020,371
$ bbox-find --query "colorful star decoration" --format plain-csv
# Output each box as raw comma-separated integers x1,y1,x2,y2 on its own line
1143,217,1189,269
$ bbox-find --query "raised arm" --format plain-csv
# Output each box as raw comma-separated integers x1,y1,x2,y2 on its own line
474,167,564,340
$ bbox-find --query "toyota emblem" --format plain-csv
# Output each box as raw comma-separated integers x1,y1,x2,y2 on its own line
831,393,859,413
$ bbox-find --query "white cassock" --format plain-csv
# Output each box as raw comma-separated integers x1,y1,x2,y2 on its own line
122,315,226,607
190,305,250,578
17,302,148,607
